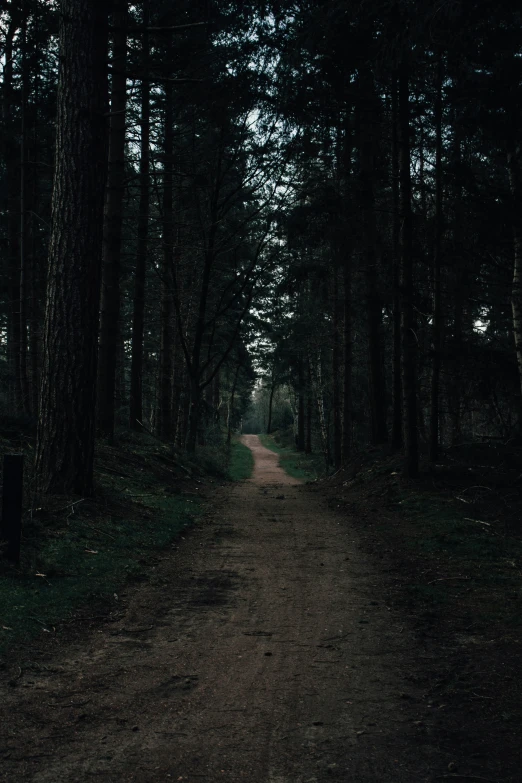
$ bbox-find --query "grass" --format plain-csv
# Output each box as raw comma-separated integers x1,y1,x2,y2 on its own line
334,453,522,630
383,486,522,626
227,438,254,481
0,433,206,659
257,433,325,481
0,428,257,658
0,494,198,656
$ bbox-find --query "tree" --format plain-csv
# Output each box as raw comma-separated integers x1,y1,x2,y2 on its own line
35,0,108,495
129,0,150,431
97,0,128,439
398,55,418,478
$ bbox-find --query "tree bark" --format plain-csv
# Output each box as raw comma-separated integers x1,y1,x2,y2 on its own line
390,70,403,452
398,57,418,478
359,66,387,446
227,362,241,445
305,359,313,454
312,349,329,465
296,353,306,451
186,220,218,453
35,0,108,495
158,77,174,440
29,26,41,419
449,116,464,445
3,10,22,413
19,5,30,414
332,266,342,467
97,0,128,439
508,146,522,410
342,108,353,463
429,56,444,462
129,0,150,431
267,369,275,435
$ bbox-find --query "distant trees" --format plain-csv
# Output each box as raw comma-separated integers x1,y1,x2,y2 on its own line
248,0,522,474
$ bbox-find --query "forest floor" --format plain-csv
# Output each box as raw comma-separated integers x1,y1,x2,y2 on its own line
0,434,521,781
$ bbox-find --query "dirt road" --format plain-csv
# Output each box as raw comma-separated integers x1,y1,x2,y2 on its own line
1,435,440,781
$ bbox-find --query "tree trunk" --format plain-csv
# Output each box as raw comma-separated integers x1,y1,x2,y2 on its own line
29,43,41,419
429,56,444,462
186,223,218,452
3,11,22,413
449,118,464,445
213,368,221,421
359,66,387,445
97,0,128,439
342,109,353,464
267,370,275,435
186,374,201,453
398,57,418,478
508,146,522,411
332,266,342,467
158,77,174,440
19,5,30,414
227,362,241,445
390,70,403,451
305,359,313,454
35,0,108,495
312,350,329,466
296,353,306,451
129,0,150,431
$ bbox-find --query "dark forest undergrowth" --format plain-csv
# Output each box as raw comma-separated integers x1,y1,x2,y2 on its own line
0,424,251,659
306,441,522,780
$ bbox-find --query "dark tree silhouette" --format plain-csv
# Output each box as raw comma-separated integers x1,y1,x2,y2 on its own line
35,0,108,494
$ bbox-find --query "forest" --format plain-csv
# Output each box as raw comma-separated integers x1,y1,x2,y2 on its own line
1,0,522,490
2,2,522,780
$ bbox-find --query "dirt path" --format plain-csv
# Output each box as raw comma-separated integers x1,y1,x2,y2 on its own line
1,436,442,782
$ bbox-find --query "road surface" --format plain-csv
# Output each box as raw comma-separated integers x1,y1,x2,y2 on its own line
0,435,438,782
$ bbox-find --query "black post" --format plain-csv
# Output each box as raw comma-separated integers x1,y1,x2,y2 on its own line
1,454,24,563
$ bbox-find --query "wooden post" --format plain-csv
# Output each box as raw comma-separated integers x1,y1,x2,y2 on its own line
1,454,24,563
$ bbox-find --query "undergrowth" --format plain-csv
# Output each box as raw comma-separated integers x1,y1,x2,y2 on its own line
336,452,522,632
0,494,198,657
392,489,522,628
0,427,256,658
0,429,211,658
227,438,254,481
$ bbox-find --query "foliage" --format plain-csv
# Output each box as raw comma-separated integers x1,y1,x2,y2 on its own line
0,436,203,657
1,2,522,512
227,438,254,481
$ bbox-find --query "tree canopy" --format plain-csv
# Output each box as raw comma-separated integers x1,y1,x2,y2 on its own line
1,0,521,491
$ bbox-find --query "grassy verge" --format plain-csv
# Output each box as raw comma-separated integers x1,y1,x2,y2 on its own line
333,455,522,634
227,438,254,481
392,489,522,630
258,433,325,481
0,429,257,658
0,433,204,658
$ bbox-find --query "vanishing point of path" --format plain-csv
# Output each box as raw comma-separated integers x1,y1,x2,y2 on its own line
1,436,440,782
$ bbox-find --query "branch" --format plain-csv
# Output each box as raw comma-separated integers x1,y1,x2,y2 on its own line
126,22,208,34
146,22,208,32
200,283,257,388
